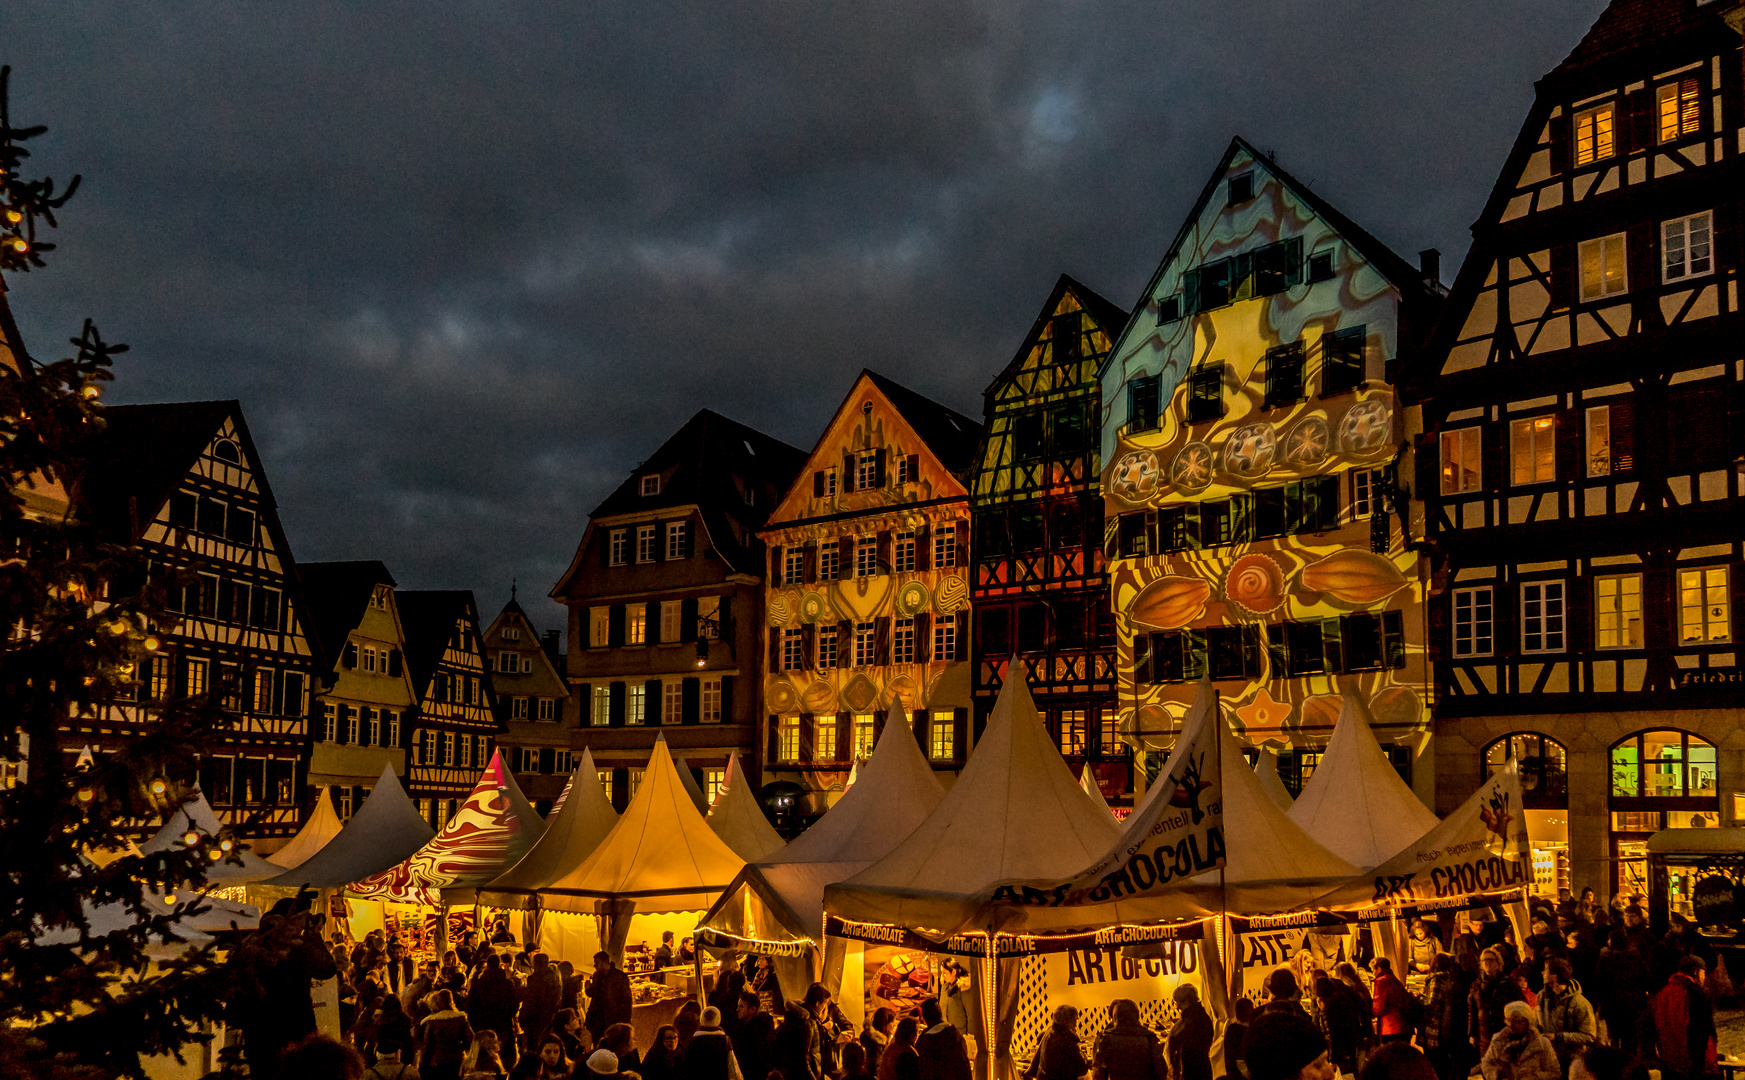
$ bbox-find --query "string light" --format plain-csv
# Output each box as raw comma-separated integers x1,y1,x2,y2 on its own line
219,839,233,852
149,779,167,796
143,637,160,651
76,788,93,802
182,830,200,847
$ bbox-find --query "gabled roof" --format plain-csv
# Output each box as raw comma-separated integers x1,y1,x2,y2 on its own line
76,400,273,541
1550,0,1733,79
262,765,435,889
1287,693,1439,871
985,274,1129,400
396,590,482,696
299,561,397,675
862,370,983,477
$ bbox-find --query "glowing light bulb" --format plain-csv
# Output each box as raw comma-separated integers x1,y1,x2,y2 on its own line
207,849,222,861
183,830,200,846
9,239,25,253
143,637,160,651
81,385,100,400
77,788,93,802
150,779,167,796
163,893,177,905
5,210,21,223
219,839,234,852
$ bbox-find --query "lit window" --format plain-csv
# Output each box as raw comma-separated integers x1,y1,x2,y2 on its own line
626,606,646,646
893,618,916,664
853,713,876,758
781,628,805,671
698,596,721,639
387,711,401,748
855,537,877,578
609,529,628,566
854,622,875,667
784,548,805,585
893,532,917,573
1521,582,1566,654
254,668,275,712
778,715,802,761
1511,416,1556,485
592,685,610,726
814,718,838,762
665,521,688,559
626,684,645,725
597,769,613,794
442,731,456,765
897,455,919,484
591,607,610,648
1351,469,1375,519
856,451,879,491
636,525,657,563
460,732,473,767
1439,428,1482,495
1452,588,1494,658
1657,78,1700,142
538,698,557,721
1098,711,1122,757
930,711,956,761
641,474,661,496
817,624,838,669
1058,709,1086,757
1680,567,1731,643
1579,234,1627,300
663,682,683,724
1663,212,1712,282
661,600,681,643
149,656,172,700
933,618,958,663
1574,103,1614,165
626,768,644,798
701,678,722,723
1595,575,1643,650
819,468,838,497
932,525,959,569
818,540,839,580
703,769,726,804
185,658,209,697
1586,407,1611,477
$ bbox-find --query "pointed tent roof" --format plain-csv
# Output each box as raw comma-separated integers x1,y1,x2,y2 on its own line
672,752,712,814
523,735,746,915
480,749,620,907
1287,694,1439,871
826,671,1120,934
142,786,283,884
707,753,787,862
1080,766,1115,818
1255,747,1295,811
267,788,346,870
700,701,946,944
264,765,435,889
347,751,545,905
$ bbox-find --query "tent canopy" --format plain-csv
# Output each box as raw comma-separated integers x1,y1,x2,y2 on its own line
1287,693,1438,871
1254,746,1294,811
708,753,786,862
701,701,946,944
673,751,712,814
520,735,745,916
263,764,435,890
143,785,282,884
347,751,545,905
479,748,619,905
825,670,1120,935
1080,766,1114,818
267,787,346,870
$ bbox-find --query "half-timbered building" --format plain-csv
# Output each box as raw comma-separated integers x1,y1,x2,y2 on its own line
971,276,1131,803
1416,0,1744,899
77,401,318,843
484,591,573,810
397,590,499,828
1098,139,1442,799
759,371,982,809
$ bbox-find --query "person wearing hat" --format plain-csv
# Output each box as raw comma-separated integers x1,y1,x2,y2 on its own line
1479,1002,1558,1080
686,1005,739,1080
1167,986,1215,1080
1243,1008,1333,1080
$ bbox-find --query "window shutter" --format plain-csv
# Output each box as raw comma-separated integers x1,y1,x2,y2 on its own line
680,598,698,642
1549,245,1575,310
842,453,856,492
768,628,781,673
1623,89,1652,152
912,709,930,755
1555,408,1581,481
682,521,694,558
1496,583,1519,658
578,685,591,726
800,713,817,761
718,594,733,633
915,612,931,663
681,677,699,724
721,675,734,721
609,681,626,726
654,525,666,562
905,454,920,482
803,544,817,583
837,711,852,758
1627,222,1656,315
343,642,358,669
646,679,663,724
875,617,891,665
1231,252,1254,302
955,522,968,567
836,620,853,668
767,717,781,765
839,535,856,579
1265,626,1288,680
876,531,892,573
1242,626,1263,679
954,709,968,762
336,706,351,745
608,606,625,647
1611,399,1635,472
1321,618,1344,674
801,623,816,670
646,602,662,644
1135,634,1154,684
1179,269,1200,317
600,532,612,567
1414,434,1438,503
874,449,888,487
915,526,931,571
954,611,970,660
770,545,783,581
814,471,826,498
1145,509,1160,555
1548,113,1571,175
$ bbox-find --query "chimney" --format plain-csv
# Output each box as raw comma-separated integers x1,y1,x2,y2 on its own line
1419,248,1441,286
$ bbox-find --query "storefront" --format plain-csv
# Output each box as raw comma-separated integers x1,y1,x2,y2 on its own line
1484,733,1569,900
1608,729,1720,903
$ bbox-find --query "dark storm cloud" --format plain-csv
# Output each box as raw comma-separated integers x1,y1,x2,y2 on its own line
3,0,1604,628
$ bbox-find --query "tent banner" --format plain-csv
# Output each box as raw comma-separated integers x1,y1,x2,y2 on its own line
1046,938,1203,1012
826,916,1202,958
697,927,814,957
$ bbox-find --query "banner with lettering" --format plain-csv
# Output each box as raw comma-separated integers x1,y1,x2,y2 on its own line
1013,938,1208,1060
1312,759,1530,912
824,915,1202,958
977,680,1225,936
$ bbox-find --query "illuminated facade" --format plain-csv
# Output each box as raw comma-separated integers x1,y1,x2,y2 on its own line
971,276,1130,803
1418,0,1745,900
397,590,499,829
1098,139,1442,796
759,371,982,808
484,593,574,810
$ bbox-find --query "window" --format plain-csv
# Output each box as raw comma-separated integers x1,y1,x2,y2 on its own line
387,711,401,747
933,526,958,569
442,731,456,766
932,617,957,663
1185,366,1223,424
703,769,726,805
1596,575,1644,650
498,651,516,674
1057,709,1086,757
636,525,657,563
1306,249,1334,283
1680,567,1731,643
1574,103,1614,165
322,703,338,743
1484,733,1568,805
537,697,556,722
818,541,839,580
817,624,838,668
1279,621,1326,675
626,606,646,646
1452,587,1494,658
1207,625,1263,680
698,596,722,638
1341,611,1405,671
609,529,628,566
460,732,473,767
1322,327,1365,396
640,474,661,496
1521,582,1567,654
512,696,530,720
856,451,879,491
1658,78,1700,142
1440,428,1483,495
626,769,644,798
893,532,917,573
778,715,801,761
1511,416,1556,485
814,718,838,762
666,521,688,560
854,622,875,667
855,537,877,578
626,684,646,725
1227,173,1253,204
784,548,805,585
185,658,209,697
661,600,681,643
254,669,275,712
853,713,876,758
930,712,956,760
148,656,171,700
1156,295,1181,324
1579,234,1627,300
591,607,610,648
893,618,916,664
1586,407,1612,478
1014,413,1045,462
1098,711,1122,758
1663,212,1712,282
701,678,722,723
1127,375,1160,433
781,627,806,670
597,770,613,795
1611,730,1717,799
817,468,838,498
1053,405,1088,455
592,685,610,726
663,682,683,724
1352,469,1375,519
1264,343,1304,406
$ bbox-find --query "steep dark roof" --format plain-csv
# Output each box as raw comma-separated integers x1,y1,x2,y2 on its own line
863,370,984,477
76,401,253,539
985,274,1129,401
396,590,479,698
299,561,397,676
1550,0,1732,79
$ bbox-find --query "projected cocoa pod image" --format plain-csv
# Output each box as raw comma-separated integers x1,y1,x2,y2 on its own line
1225,553,1286,615
1130,575,1212,629
1297,548,1407,604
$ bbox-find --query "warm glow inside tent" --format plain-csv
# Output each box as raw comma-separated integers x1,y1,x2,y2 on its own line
143,785,283,885
266,786,345,870
262,765,436,890
1287,693,1439,871
708,753,786,862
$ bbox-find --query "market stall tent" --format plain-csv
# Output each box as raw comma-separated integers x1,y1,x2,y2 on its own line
1079,766,1114,818
1286,693,1438,872
672,751,712,814
262,764,435,890
707,753,786,862
266,787,345,871
143,786,282,885
1254,747,1294,811
482,748,619,898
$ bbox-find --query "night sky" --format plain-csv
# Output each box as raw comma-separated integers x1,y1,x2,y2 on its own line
4,2,1607,631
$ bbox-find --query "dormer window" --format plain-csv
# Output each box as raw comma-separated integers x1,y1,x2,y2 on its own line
212,439,241,463
1227,173,1254,205
640,475,660,496
1307,249,1335,283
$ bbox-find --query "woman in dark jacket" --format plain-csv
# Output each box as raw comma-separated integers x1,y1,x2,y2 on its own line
877,1019,921,1080
778,1001,820,1080
1168,986,1214,1080
419,988,476,1080
374,993,416,1063
1028,1006,1089,1080
1313,976,1367,1077
1468,948,1526,1061
642,1025,687,1080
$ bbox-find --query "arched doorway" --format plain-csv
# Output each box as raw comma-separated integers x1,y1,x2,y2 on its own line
1483,733,1569,898
1609,729,1719,907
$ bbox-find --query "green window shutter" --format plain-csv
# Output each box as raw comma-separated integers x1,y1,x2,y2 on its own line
1231,252,1254,302
1283,237,1304,287
1383,610,1406,669
682,677,700,724
1179,269,1200,316
646,680,663,724
1321,618,1344,674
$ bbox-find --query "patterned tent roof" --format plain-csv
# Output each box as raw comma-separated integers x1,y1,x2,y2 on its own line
478,749,620,908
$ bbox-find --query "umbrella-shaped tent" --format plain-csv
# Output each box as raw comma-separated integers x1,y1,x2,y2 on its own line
1286,693,1438,871
267,787,346,871
707,753,786,862
263,765,435,890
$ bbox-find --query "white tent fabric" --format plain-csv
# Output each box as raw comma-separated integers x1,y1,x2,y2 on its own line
826,671,1120,934
672,751,712,813
708,753,786,862
142,786,282,884
1255,747,1295,811
1079,766,1115,818
480,748,620,906
263,765,435,890
1287,693,1439,871
523,735,745,916
701,701,945,943
267,787,346,870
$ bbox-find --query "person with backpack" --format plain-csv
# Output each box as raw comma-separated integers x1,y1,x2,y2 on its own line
366,1045,421,1080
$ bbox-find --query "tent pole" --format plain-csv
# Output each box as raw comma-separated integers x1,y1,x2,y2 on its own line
979,941,999,1080
694,944,707,1008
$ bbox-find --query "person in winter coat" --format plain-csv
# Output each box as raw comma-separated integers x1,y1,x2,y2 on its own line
1642,955,1718,1080
685,1007,739,1080
469,952,524,1069
583,953,633,1044
1312,975,1367,1077
376,994,418,1064
521,954,564,1056
730,991,777,1080
1261,969,1311,1018
641,1025,686,1080
1469,948,1526,1059
916,997,972,1080
1592,931,1648,1054
1221,997,1253,1080
861,1007,896,1078
778,1001,820,1080
419,989,476,1080
1420,955,1472,1080
878,1019,922,1080
1535,959,1595,1075
1479,1002,1558,1080
1027,1005,1089,1080
1168,985,1215,1080
1243,1009,1333,1080
1410,922,1443,975
1092,999,1165,1080
1370,958,1409,1043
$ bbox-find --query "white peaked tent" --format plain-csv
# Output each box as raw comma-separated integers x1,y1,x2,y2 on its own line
1254,747,1295,811
708,753,787,862
267,787,346,870
827,671,1121,935
142,786,282,884
1079,766,1115,817
481,748,620,900
672,751,712,814
1287,693,1439,871
263,765,435,890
